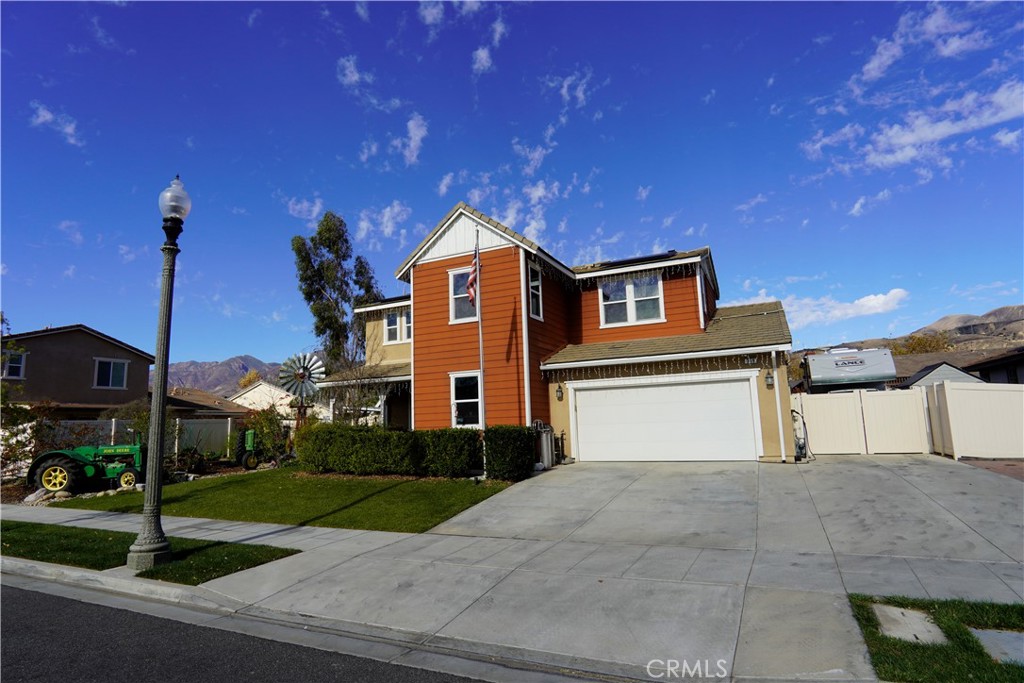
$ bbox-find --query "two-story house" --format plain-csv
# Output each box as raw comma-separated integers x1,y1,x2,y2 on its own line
323,203,794,462
1,324,155,419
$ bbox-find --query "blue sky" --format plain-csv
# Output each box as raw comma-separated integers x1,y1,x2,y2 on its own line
2,1,1022,365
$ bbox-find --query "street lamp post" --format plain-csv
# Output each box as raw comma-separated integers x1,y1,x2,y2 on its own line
127,176,191,571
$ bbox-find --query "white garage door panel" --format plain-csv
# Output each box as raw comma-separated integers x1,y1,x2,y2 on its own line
574,379,758,461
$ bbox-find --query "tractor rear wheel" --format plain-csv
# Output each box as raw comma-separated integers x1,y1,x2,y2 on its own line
118,468,140,489
36,457,79,493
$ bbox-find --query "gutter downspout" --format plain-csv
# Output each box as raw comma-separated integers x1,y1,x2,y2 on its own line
772,351,786,463
520,248,533,425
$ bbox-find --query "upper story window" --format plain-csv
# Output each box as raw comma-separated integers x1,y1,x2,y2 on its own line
2,352,25,379
385,310,412,344
94,358,128,389
450,269,477,323
528,265,543,320
599,273,665,327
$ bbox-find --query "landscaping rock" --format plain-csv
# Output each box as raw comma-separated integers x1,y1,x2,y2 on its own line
53,491,72,500
23,488,49,504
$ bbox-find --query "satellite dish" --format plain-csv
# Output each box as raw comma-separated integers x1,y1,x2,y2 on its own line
279,353,325,399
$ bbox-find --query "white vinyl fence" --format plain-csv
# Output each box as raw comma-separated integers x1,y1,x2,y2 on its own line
793,382,1024,459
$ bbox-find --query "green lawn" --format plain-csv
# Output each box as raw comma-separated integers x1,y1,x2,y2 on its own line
0,521,298,585
52,467,510,533
850,594,1024,683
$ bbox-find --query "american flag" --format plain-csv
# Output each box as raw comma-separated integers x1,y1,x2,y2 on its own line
466,241,479,306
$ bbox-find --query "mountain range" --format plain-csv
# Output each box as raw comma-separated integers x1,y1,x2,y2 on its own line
166,306,1023,396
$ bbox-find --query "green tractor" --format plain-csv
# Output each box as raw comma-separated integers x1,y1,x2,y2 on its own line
26,432,146,494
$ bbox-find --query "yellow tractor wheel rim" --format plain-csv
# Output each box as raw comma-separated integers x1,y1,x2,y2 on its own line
121,472,136,487
245,454,258,468
41,466,69,491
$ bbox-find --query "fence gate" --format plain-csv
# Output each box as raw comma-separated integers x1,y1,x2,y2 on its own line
794,389,930,456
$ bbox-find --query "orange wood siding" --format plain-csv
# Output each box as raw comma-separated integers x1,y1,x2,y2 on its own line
527,268,574,424
412,246,526,429
703,273,718,323
577,274,702,344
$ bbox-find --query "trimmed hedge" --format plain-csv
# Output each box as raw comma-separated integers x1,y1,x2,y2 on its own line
484,425,536,482
421,428,482,478
295,424,421,476
296,423,536,481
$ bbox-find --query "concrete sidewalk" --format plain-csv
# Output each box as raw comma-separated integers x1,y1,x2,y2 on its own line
2,455,1022,682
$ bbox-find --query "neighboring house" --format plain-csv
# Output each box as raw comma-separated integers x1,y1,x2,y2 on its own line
1,324,154,418
964,347,1024,384
896,362,983,389
324,202,794,463
166,386,250,418
227,379,330,420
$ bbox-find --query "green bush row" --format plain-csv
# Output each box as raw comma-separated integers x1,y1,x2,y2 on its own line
294,424,534,481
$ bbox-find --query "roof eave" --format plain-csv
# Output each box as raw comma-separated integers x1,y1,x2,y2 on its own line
540,343,792,371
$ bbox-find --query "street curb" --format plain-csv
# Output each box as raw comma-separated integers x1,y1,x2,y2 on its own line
1,557,623,683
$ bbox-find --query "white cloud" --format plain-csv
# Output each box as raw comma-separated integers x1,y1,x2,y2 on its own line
523,179,560,206
766,74,775,88
723,288,909,329
356,200,412,248
389,112,428,166
651,237,667,254
418,0,445,40
861,37,903,82
454,0,482,15
636,185,652,203
769,103,784,116
63,265,76,279
863,79,1024,169
378,200,411,238
90,16,131,54
118,244,147,263
992,127,1022,149
285,196,324,225
57,220,83,245
336,55,372,87
246,9,261,28
662,211,680,228
29,101,84,146
512,137,554,177
734,193,767,212
949,280,1020,301
497,198,523,228
522,205,547,243
491,17,508,47
702,89,716,105
438,172,455,197
471,46,492,75
185,136,195,150
934,29,992,58
355,1,369,22
801,123,865,160
359,138,378,163
1,263,8,276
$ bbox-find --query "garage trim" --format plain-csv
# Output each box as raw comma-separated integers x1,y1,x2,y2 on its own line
566,369,764,461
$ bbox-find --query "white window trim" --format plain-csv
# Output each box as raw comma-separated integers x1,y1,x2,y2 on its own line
449,267,478,324
598,274,666,329
383,309,411,346
93,357,130,390
2,351,26,380
449,370,483,428
528,264,544,321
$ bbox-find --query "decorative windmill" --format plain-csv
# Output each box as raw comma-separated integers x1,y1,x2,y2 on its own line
279,353,326,430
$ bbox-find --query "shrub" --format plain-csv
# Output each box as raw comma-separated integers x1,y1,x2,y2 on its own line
295,423,421,475
484,425,536,481
245,407,287,458
420,428,481,478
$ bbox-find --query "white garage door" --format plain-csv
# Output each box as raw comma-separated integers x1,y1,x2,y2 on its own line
572,376,760,461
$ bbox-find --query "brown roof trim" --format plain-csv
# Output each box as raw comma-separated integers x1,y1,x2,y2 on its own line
3,324,155,362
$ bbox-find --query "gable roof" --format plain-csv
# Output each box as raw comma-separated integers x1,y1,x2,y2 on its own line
227,379,295,403
395,202,720,295
3,324,154,362
540,301,791,369
166,387,249,416
896,362,980,388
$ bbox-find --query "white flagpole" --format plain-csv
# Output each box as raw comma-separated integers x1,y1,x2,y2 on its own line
475,230,486,474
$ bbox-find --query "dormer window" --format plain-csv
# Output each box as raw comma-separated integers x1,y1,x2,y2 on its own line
599,273,665,327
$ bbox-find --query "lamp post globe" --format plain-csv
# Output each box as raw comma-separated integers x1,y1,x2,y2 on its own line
127,176,191,571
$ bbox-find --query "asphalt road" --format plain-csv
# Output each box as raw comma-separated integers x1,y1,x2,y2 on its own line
1,585,474,683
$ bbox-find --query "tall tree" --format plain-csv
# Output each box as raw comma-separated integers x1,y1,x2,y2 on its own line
292,211,382,370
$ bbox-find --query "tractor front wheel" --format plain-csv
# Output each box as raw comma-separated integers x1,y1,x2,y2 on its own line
36,457,79,493
241,452,260,470
118,468,140,489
